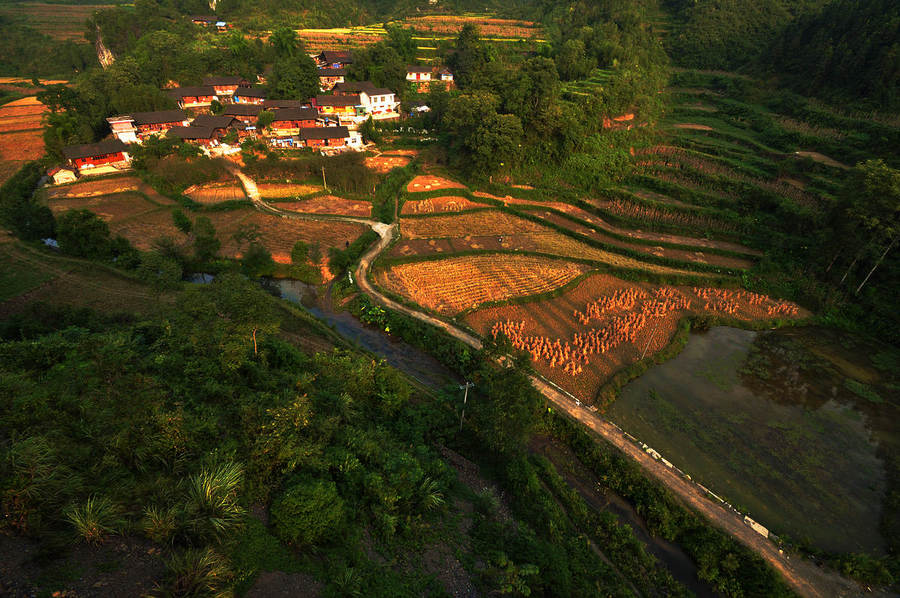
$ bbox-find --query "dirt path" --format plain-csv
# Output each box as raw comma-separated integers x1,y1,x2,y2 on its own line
233,166,867,597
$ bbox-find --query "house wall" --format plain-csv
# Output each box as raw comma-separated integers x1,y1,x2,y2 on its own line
71,152,128,170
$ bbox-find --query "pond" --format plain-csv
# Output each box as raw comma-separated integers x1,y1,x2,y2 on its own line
607,326,897,554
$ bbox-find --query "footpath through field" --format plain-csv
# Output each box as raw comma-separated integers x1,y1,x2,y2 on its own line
232,166,868,598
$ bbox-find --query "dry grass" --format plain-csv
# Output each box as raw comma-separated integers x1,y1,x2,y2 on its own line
406,175,466,192
277,195,371,217
185,184,246,204
378,254,589,315
0,97,46,185
465,273,805,400
0,3,110,41
401,196,484,214
44,176,176,206
401,211,544,238
0,114,43,133
47,192,161,222
365,155,411,173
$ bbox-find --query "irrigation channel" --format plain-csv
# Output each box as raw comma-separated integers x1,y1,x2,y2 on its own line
233,167,872,598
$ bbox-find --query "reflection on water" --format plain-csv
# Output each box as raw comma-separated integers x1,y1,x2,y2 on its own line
608,326,890,554
270,278,458,390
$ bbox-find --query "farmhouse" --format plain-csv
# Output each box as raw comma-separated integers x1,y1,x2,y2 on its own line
202,76,251,98
314,94,361,119
47,167,77,185
317,50,353,69
223,103,263,123
166,126,220,147
406,65,432,83
190,15,216,26
319,67,346,91
271,107,320,135
191,114,241,138
299,126,350,148
233,87,267,104
168,86,218,109
62,139,131,173
333,81,399,120
107,110,190,143
438,68,454,85
263,99,310,110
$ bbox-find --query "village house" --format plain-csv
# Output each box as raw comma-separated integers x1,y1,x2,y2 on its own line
318,67,347,91
168,86,218,109
166,126,220,147
270,107,320,136
47,166,77,185
223,103,263,124
316,51,353,69
333,81,399,120
190,15,216,26
314,94,361,120
263,99,310,110
299,126,350,149
438,67,454,86
202,76,251,99
191,115,243,141
62,139,131,174
233,87,267,104
406,65,432,83
107,110,190,143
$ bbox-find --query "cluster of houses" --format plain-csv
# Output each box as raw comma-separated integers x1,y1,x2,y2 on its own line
54,49,453,180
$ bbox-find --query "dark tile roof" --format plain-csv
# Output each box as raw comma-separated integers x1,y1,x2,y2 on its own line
315,95,360,107
223,104,264,117
167,86,216,98
319,50,353,63
167,126,216,140
262,99,310,109
131,110,188,125
333,81,393,96
407,65,432,73
62,139,128,160
234,87,267,98
319,68,347,76
191,115,237,129
203,76,249,86
300,126,350,140
272,107,319,121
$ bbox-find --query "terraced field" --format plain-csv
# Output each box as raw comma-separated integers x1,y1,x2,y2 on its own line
0,3,113,41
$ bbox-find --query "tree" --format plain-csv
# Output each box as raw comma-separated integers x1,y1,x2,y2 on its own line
443,92,523,178
192,216,221,264
241,242,276,278
137,252,183,296
385,25,417,62
449,24,491,89
56,210,111,259
256,110,275,130
172,210,192,234
556,39,596,81
359,116,380,143
268,55,319,101
348,43,408,98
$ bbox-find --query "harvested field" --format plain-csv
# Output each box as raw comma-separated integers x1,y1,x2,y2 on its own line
185,184,246,204
795,151,848,170
43,176,176,205
365,155,411,173
401,195,485,214
257,183,323,198
629,188,693,209
0,97,47,185
383,149,419,156
47,192,161,222
400,211,544,239
407,175,466,192
277,195,371,217
378,255,589,315
401,16,543,39
0,3,110,41
465,274,805,400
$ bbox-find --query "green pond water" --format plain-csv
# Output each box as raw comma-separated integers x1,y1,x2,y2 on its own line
607,326,899,554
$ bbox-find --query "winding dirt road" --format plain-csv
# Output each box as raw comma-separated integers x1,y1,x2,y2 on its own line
233,166,870,598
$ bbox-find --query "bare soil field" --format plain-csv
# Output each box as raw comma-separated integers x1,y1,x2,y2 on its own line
44,176,176,206
377,254,589,315
365,155,411,173
400,211,544,239
401,195,485,214
277,195,372,217
0,113,43,133
465,273,805,400
257,183,323,198
185,184,246,204
672,123,714,131
406,175,466,192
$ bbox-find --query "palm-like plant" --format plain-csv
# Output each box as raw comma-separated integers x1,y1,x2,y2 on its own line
184,462,245,542
65,495,121,544
418,476,446,512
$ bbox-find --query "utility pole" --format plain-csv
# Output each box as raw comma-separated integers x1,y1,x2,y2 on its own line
321,165,328,191
459,381,474,432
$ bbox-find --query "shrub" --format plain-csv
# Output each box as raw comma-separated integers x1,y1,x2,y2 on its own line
56,209,111,259
142,504,178,543
165,547,234,597
184,462,245,542
270,477,344,545
65,496,121,544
